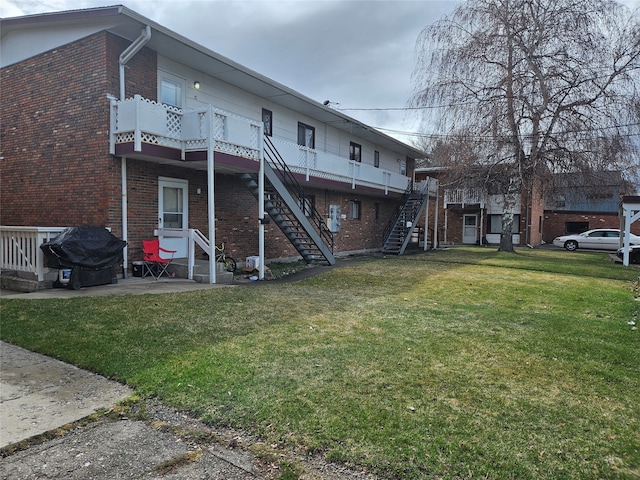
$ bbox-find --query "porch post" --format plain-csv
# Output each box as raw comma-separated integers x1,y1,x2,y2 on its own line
207,105,216,283
433,183,439,249
423,178,430,251
443,207,448,246
121,156,128,278
622,201,640,267
258,130,265,280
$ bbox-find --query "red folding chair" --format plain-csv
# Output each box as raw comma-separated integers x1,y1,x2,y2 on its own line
142,239,176,279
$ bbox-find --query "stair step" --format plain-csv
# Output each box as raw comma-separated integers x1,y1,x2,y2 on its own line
239,142,335,266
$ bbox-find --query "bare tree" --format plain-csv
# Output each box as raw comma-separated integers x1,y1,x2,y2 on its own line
412,0,640,252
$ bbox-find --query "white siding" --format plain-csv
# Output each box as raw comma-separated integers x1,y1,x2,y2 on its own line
158,56,410,174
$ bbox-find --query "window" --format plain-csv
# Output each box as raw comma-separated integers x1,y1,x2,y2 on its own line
565,221,589,234
349,142,362,162
262,108,273,136
399,159,407,176
374,202,380,220
159,72,185,108
349,200,361,220
297,122,315,149
374,150,380,168
299,195,315,217
488,214,520,234
162,186,184,228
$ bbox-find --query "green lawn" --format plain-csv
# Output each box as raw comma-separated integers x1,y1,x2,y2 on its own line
2,248,639,479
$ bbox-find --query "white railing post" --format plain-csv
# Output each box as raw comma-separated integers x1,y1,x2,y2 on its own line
188,229,195,280
134,94,142,152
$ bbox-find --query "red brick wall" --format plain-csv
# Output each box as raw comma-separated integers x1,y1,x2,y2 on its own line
0,31,156,239
220,183,400,260
527,179,545,245
124,160,401,262
542,211,640,242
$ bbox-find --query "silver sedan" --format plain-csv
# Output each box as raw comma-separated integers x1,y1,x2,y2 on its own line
552,229,640,251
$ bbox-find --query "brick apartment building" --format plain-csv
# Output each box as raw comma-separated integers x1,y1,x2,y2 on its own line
413,167,636,248
1,6,428,280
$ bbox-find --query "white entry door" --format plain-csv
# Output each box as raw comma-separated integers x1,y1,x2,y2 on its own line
463,214,478,244
158,177,188,257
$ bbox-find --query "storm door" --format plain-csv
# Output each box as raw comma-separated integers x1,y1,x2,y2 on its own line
462,214,478,244
158,177,188,257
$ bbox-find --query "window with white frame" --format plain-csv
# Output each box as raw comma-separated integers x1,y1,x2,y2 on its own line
159,71,185,108
374,150,380,168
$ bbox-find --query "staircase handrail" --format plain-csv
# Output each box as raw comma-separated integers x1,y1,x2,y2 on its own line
382,180,414,241
264,136,333,251
191,228,211,256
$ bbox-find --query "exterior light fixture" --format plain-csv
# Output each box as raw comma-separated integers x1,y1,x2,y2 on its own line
194,81,200,89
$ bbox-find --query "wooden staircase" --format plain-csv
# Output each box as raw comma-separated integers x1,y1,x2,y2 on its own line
240,137,335,266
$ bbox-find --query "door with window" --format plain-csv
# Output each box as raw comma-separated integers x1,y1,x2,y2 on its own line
158,178,188,257
463,214,478,244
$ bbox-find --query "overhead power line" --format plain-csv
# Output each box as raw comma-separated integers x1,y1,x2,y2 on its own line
373,123,640,140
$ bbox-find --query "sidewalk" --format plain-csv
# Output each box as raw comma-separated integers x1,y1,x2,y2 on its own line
0,275,232,300
0,341,133,448
0,340,265,479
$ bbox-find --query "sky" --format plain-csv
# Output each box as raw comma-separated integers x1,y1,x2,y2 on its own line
2,0,639,146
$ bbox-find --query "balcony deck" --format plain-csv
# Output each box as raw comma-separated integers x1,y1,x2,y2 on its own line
110,95,410,194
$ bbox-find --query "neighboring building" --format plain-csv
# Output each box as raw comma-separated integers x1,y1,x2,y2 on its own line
1,6,429,282
542,171,639,241
413,166,638,248
414,166,544,247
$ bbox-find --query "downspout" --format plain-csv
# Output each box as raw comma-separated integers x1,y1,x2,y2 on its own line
119,26,151,100
118,26,151,275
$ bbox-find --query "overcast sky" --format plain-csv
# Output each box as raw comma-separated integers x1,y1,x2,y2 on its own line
2,0,639,145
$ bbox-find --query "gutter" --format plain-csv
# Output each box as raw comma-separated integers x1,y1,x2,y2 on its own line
118,25,151,276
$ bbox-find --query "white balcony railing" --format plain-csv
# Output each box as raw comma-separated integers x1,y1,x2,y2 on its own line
265,137,409,193
0,226,66,281
110,95,263,161
444,188,485,208
110,95,410,194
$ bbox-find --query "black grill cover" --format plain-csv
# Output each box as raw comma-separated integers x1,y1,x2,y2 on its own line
41,227,126,269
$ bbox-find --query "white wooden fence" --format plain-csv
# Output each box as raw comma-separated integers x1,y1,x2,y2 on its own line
0,226,66,281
